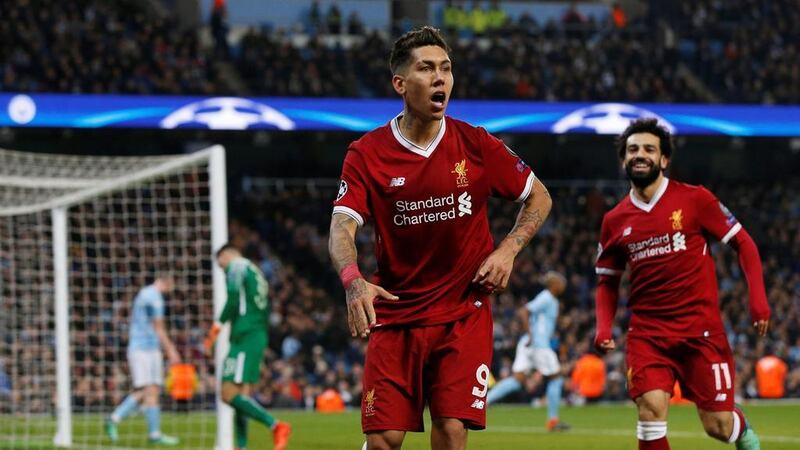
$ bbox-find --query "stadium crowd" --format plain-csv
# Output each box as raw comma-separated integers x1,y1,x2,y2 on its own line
671,0,800,104
236,11,703,102
2,0,798,103
1,0,219,95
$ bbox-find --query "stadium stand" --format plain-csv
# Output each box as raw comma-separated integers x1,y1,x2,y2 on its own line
669,0,800,104
3,0,797,103
0,0,221,94
235,16,706,101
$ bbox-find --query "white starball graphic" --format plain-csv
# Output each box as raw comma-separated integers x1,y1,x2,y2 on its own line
160,97,295,130
551,103,675,135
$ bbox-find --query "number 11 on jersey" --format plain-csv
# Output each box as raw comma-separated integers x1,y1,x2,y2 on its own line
712,362,732,391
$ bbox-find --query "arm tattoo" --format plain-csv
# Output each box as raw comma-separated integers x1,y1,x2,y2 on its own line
508,209,544,249
329,214,359,273
501,184,552,253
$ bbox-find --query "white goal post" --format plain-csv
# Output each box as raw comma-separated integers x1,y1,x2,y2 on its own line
0,145,233,449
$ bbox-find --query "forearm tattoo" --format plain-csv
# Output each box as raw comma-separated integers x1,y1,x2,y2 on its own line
329,214,358,273
503,187,551,252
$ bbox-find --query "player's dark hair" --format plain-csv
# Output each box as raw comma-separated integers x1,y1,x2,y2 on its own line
215,243,239,258
389,26,451,74
616,118,674,160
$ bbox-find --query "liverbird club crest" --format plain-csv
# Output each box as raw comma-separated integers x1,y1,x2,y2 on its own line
451,159,469,188
670,209,683,230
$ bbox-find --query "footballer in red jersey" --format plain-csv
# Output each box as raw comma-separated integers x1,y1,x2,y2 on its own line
328,27,552,450
594,118,770,450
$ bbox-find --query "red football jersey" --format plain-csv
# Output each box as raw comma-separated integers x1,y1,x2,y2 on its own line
333,115,535,327
595,178,743,337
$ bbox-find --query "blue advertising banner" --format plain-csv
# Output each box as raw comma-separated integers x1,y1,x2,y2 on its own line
1,93,798,136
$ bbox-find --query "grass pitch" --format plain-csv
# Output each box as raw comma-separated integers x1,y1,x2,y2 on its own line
2,402,799,449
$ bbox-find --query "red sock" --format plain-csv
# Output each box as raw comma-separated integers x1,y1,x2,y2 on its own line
639,436,670,450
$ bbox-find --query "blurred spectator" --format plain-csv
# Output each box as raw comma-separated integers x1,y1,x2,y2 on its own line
315,386,346,413
442,1,468,34
611,3,627,29
756,353,788,398
562,2,587,25
487,0,508,30
570,350,606,403
789,337,800,365
309,0,323,34
210,0,230,58
468,3,490,35
0,362,10,397
327,3,342,35
670,382,692,405
347,12,364,36
281,332,302,359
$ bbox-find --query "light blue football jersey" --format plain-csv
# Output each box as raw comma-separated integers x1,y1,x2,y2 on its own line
127,285,165,351
526,289,559,350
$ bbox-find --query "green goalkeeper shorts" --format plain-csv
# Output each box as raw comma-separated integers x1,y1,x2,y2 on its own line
222,331,267,385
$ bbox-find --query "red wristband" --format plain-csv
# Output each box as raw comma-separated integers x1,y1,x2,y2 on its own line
340,263,363,290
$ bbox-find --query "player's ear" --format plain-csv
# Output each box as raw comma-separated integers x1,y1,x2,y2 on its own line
392,73,406,96
659,154,669,170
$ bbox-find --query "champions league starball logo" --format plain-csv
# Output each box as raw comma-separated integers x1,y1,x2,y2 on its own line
336,180,348,201
160,97,295,130
551,103,676,135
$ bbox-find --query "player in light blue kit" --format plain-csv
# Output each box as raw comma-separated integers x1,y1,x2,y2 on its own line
487,271,570,431
105,276,182,445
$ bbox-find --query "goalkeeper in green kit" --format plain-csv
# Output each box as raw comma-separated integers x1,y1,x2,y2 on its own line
205,244,291,450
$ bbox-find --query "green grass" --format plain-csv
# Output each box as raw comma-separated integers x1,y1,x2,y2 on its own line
3,403,800,449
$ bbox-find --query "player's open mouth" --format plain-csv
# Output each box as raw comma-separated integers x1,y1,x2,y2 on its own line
431,92,446,108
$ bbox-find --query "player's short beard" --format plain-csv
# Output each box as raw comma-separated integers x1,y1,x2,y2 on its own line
625,158,662,189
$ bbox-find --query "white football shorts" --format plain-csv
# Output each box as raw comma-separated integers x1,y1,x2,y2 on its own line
511,334,560,376
128,349,164,388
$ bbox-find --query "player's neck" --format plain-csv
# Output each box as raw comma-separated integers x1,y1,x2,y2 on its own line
631,174,666,204
397,112,442,148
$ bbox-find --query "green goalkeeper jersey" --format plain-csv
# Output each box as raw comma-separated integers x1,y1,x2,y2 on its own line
219,257,269,340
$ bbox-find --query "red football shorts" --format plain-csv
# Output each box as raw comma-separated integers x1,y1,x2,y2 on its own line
626,333,735,411
361,304,493,433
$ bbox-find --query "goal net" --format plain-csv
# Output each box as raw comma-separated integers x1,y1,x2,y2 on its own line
0,146,232,449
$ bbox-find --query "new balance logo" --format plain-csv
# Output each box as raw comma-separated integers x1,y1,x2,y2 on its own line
458,192,472,217
470,399,485,410
389,177,406,187
672,232,687,251
714,393,727,402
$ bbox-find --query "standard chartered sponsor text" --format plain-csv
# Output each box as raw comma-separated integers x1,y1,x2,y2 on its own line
394,193,463,226
627,233,670,252
628,232,686,262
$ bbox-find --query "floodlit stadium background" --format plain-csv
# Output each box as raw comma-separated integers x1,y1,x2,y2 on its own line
1,1,798,449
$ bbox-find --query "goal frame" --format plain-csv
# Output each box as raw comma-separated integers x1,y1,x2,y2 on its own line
1,145,233,450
